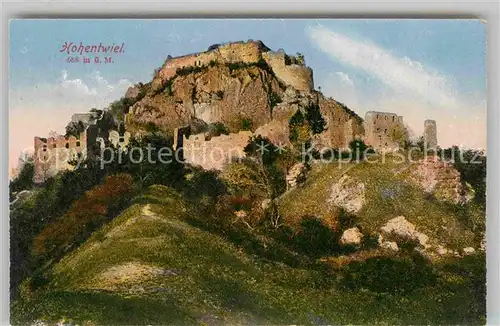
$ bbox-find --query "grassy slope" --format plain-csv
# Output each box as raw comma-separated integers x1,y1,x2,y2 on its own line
12,164,485,325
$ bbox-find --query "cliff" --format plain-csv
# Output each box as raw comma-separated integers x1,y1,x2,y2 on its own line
126,63,283,135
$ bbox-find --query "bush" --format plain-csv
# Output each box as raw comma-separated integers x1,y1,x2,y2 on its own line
10,163,107,299
206,122,229,139
269,91,282,109
342,252,437,294
287,215,339,257
305,103,326,134
65,120,87,138
289,110,311,145
32,173,135,259
109,97,137,122
348,140,372,161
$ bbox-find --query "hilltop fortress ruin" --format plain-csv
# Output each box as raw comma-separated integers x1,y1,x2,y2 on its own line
152,40,314,92
33,40,438,178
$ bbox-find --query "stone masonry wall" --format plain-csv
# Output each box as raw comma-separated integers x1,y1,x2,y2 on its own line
262,51,314,92
33,130,88,183
157,41,264,82
364,111,404,151
154,41,314,93
424,119,438,149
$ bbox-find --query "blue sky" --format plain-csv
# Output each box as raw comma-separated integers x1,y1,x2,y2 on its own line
9,19,486,169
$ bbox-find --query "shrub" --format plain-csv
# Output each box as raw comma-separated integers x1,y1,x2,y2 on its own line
289,109,310,145
305,103,326,134
65,120,87,138
342,252,437,294
269,91,282,109
10,163,107,299
348,140,372,161
32,173,135,259
288,215,339,257
206,122,229,138
109,97,137,122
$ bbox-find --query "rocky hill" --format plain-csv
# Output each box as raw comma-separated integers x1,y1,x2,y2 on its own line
10,40,486,325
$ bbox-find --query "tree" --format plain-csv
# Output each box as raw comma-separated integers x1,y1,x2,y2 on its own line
65,121,86,138
242,136,287,228
349,140,370,161
9,158,34,195
289,109,311,145
305,103,326,134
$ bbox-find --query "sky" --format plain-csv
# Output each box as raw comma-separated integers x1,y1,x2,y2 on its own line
9,19,487,171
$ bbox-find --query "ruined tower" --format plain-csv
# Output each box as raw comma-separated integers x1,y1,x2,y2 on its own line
423,119,438,149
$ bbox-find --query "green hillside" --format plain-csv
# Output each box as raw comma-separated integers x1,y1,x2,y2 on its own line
279,155,483,251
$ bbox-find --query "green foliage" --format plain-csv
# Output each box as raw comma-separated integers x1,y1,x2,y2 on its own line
239,117,253,131
109,97,136,122
206,122,229,138
176,65,208,76
65,121,86,138
288,109,310,145
349,140,372,160
144,122,160,133
305,103,326,134
269,91,282,109
32,173,135,260
288,104,326,148
116,133,186,190
227,59,273,75
10,163,107,299
283,215,339,257
342,252,437,294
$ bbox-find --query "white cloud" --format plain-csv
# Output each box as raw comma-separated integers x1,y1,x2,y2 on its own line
308,25,458,108
9,70,132,169
307,24,486,150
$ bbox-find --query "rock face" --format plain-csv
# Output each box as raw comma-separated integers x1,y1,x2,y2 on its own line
340,227,364,246
286,163,307,189
125,56,364,151
380,216,430,249
379,240,399,251
126,65,281,134
125,85,141,99
328,174,365,214
411,156,472,205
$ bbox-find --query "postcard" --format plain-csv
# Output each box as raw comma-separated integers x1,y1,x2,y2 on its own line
9,19,486,325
